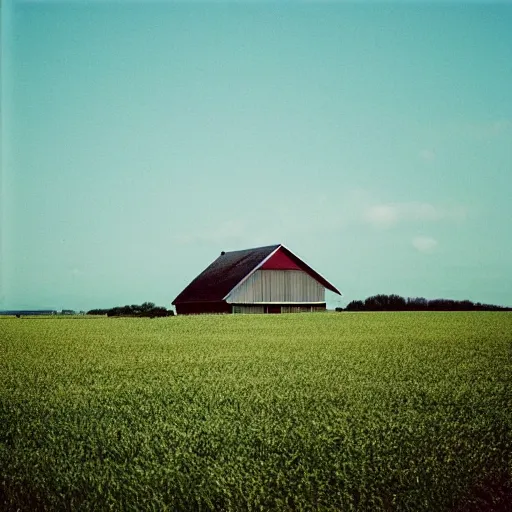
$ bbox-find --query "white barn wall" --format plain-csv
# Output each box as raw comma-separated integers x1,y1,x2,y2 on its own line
232,305,265,314
226,270,325,303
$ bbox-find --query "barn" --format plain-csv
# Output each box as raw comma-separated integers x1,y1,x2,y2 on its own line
172,244,341,315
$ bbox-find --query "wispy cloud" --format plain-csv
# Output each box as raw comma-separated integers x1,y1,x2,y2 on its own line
364,202,466,228
458,120,512,140
419,149,436,161
412,236,438,253
175,193,466,251
363,204,400,228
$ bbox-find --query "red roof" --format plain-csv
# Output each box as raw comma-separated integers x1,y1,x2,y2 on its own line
172,244,341,305
260,247,302,270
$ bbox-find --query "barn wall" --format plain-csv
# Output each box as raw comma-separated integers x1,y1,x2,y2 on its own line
175,301,231,315
260,249,302,270
232,305,265,314
226,270,325,303
281,305,326,313
231,304,327,314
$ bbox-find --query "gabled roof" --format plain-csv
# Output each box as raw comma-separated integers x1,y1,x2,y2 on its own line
172,244,341,305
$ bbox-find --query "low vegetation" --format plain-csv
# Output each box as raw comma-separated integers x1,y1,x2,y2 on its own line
1,313,510,510
87,301,173,317
340,294,511,312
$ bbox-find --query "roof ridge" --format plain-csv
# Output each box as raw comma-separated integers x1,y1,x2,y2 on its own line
220,243,280,255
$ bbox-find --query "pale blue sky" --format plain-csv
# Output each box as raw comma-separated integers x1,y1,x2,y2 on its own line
2,1,511,311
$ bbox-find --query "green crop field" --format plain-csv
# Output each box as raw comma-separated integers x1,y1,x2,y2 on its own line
1,312,511,511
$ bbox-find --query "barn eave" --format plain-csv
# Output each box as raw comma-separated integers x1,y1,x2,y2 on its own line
227,300,327,305
222,244,341,300
221,245,281,300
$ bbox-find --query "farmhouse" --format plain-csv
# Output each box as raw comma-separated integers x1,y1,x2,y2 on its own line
172,244,341,315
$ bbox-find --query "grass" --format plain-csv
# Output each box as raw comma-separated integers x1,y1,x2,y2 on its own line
1,312,511,511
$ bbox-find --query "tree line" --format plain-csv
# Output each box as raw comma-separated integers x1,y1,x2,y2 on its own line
87,302,174,318
337,294,511,312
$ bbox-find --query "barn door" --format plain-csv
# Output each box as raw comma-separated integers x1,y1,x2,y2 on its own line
267,306,281,314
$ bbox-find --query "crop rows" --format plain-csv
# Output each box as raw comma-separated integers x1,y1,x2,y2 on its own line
1,312,511,510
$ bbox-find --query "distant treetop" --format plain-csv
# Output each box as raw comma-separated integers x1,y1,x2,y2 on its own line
87,303,174,317
337,295,511,312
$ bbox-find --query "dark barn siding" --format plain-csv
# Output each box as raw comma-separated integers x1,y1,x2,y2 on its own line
175,301,231,315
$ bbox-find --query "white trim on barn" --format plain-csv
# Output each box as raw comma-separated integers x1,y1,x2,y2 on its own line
233,301,326,305
280,244,337,295
221,246,281,301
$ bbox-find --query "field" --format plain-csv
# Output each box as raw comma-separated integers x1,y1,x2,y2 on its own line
1,312,511,511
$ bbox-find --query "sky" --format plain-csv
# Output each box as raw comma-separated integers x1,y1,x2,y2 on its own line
1,0,511,312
